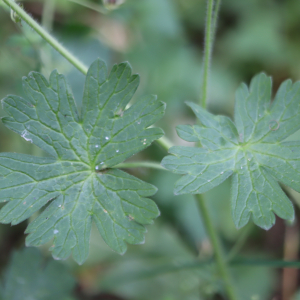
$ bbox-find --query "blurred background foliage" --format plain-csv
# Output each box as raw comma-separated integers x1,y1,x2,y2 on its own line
1,0,300,299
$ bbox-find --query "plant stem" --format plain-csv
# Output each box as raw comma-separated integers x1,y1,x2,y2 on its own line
3,0,88,74
196,195,237,300
157,136,174,152
42,0,56,31
113,161,166,171
40,0,56,76
227,224,252,262
197,0,237,298
200,0,214,108
3,0,174,151
211,0,221,41
103,258,300,287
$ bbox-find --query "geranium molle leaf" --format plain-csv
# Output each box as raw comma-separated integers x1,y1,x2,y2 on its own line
162,73,300,230
0,59,165,264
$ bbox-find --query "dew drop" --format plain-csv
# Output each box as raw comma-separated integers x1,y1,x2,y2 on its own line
116,150,119,153
105,137,109,140
221,172,224,174
100,162,104,164
21,129,32,143
53,229,59,234
95,166,99,170
95,145,99,148
241,167,243,169
58,205,61,208
208,180,211,182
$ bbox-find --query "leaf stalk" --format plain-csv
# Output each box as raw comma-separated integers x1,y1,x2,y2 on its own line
197,0,238,299
114,161,166,171
3,0,88,74
196,194,238,300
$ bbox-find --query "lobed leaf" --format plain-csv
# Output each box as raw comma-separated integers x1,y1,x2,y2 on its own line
0,59,165,264
162,73,300,230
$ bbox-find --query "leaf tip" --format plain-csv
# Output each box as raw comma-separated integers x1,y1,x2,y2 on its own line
130,73,140,84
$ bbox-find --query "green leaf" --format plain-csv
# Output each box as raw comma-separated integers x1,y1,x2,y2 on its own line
0,59,165,264
0,248,75,300
162,73,300,230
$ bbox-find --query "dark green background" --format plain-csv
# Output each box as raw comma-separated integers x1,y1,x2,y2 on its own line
1,0,300,299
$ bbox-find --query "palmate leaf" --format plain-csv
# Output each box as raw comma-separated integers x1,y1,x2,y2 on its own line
162,73,300,230
0,59,165,264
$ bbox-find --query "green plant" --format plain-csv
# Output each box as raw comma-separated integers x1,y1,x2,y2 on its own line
0,59,165,264
1,0,300,299
162,74,300,230
0,248,76,300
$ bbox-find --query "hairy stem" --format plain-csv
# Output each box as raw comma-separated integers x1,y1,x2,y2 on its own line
102,258,300,287
3,0,88,74
3,0,174,151
42,0,56,31
40,0,56,76
113,161,166,171
200,0,214,108
196,195,238,300
212,0,221,38
197,0,237,299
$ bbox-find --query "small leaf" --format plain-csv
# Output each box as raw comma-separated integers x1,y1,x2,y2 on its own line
162,73,300,230
0,248,75,300
0,59,165,264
